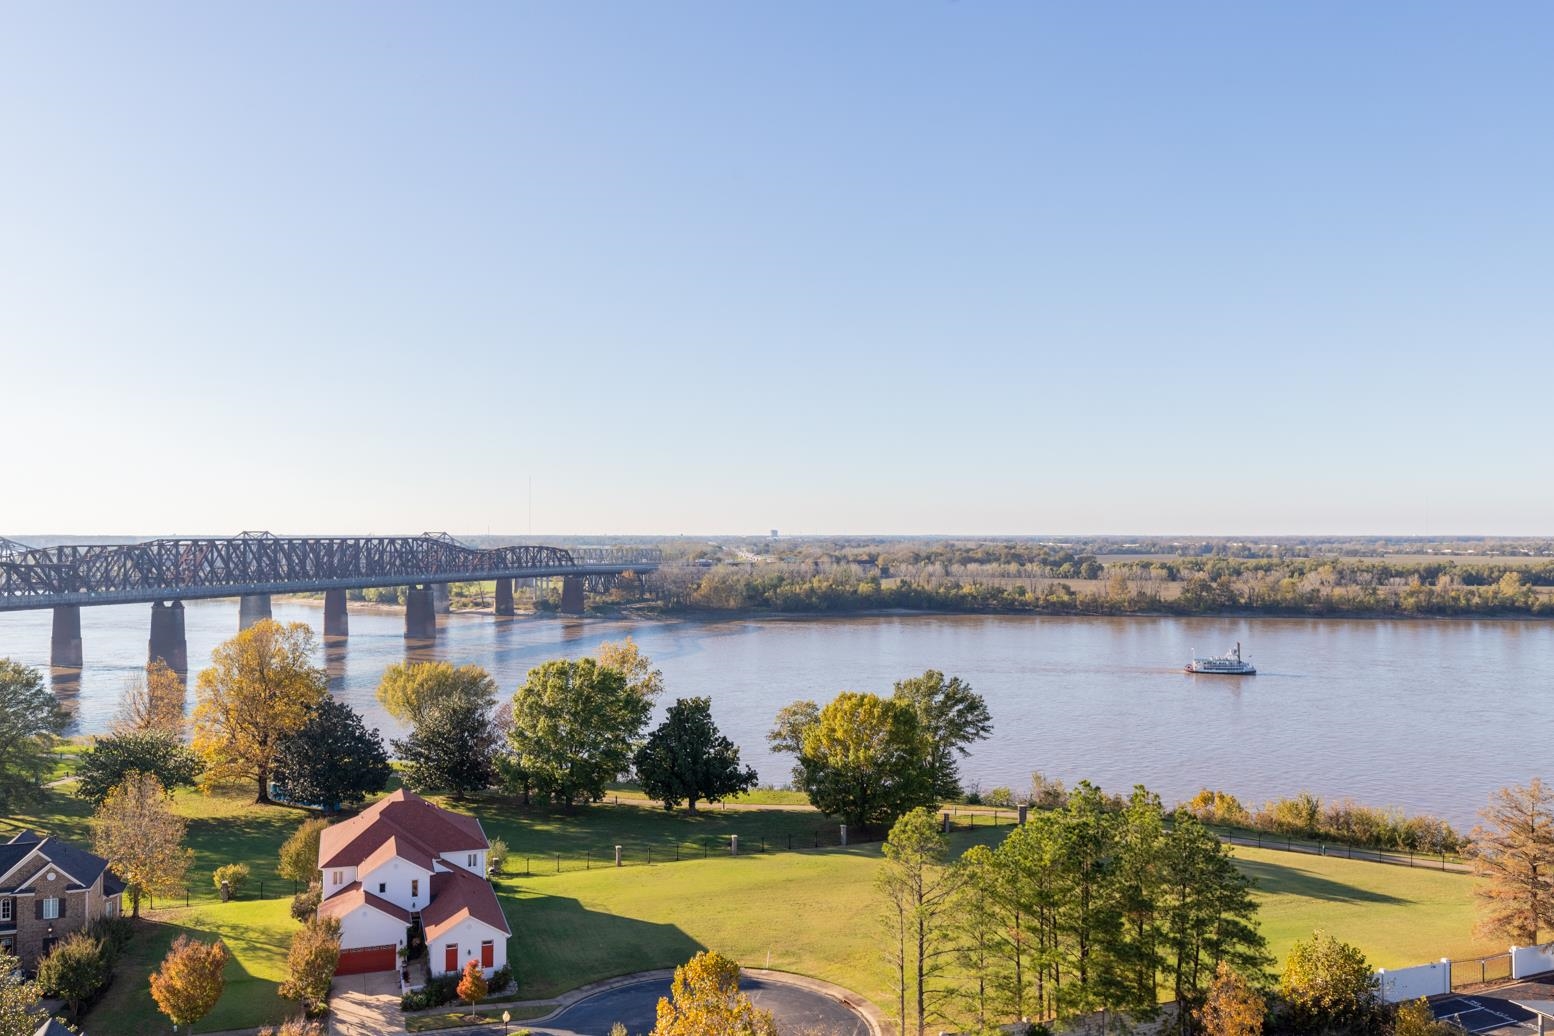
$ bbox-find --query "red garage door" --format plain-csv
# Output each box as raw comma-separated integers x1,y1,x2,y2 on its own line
336,945,397,975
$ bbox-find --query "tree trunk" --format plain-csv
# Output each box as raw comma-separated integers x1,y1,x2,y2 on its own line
687,798,699,814
256,762,271,804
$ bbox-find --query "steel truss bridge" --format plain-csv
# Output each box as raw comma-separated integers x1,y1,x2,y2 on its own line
0,532,660,611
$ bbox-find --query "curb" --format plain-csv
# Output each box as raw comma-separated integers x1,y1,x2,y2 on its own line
405,966,883,1036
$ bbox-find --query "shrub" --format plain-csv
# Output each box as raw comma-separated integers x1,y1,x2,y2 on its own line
985,786,1016,808
86,915,135,960
290,881,322,923
487,838,509,876
258,1019,328,1036
212,863,251,898
278,818,330,885
489,963,513,992
400,974,460,1011
37,932,112,1019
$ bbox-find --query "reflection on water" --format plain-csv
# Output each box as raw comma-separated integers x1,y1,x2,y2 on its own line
4,600,1553,827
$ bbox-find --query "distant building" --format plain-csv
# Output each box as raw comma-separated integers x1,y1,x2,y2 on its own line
0,831,124,971
770,529,779,538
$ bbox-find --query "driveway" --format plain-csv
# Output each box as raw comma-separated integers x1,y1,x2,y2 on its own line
330,970,404,1036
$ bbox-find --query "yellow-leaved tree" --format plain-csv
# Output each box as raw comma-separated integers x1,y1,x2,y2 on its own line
652,951,776,1036
114,658,187,735
92,772,192,917
193,620,326,803
150,935,229,1034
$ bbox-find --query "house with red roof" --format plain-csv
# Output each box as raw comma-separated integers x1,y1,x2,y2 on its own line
317,788,511,978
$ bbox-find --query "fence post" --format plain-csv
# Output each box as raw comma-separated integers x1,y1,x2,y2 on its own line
1018,804,1029,826
942,812,951,834
555,853,560,873
731,835,739,857
788,834,792,851
586,851,591,870
840,825,848,846
615,845,622,867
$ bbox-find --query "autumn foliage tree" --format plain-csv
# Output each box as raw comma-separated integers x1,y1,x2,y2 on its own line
278,818,331,886
375,661,496,726
457,958,488,1007
150,936,230,1035
278,916,341,1015
651,951,777,1036
193,620,327,803
596,637,665,702
92,772,193,917
115,659,187,734
1278,931,1379,1034
1468,778,1554,945
1197,962,1264,1036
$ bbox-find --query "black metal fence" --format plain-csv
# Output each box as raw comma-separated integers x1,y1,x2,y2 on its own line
1202,824,1470,872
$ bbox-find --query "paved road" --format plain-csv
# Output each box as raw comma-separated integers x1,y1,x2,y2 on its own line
529,974,871,1036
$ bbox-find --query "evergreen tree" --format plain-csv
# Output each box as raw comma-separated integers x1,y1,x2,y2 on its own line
74,730,202,805
878,808,965,1036
392,696,497,801
633,697,757,812
271,698,391,811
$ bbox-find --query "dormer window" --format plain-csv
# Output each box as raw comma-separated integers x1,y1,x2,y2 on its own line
378,883,386,895
332,871,343,886
467,853,476,868
411,878,419,898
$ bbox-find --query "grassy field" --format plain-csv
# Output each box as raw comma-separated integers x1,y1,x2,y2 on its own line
500,829,1499,1015
3,782,1500,1032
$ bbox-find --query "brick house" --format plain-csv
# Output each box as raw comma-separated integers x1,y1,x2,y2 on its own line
0,831,124,972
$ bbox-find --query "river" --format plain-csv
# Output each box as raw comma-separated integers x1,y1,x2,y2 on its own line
2,601,1549,828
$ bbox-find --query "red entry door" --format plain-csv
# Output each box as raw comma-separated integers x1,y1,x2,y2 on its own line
445,944,458,973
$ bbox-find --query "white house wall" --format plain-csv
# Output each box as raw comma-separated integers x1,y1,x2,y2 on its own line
322,866,359,899
337,904,408,952
440,850,486,877
432,916,508,978
355,858,433,914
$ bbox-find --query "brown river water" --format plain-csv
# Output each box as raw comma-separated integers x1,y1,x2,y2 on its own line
3,600,1549,827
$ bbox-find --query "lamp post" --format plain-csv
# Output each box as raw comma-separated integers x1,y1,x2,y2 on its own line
502,1009,511,1034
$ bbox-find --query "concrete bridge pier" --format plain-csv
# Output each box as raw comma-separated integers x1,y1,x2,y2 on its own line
239,594,272,630
50,605,83,668
405,586,436,639
149,601,188,672
560,575,585,616
323,589,349,638
432,583,452,614
494,578,515,616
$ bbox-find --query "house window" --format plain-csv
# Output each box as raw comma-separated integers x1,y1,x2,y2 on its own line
42,898,60,920
0,898,10,922
411,879,419,898
468,853,476,868
332,871,343,886
378,883,386,895
104,899,115,918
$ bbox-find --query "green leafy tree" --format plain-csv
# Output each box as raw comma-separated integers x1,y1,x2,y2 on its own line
891,670,992,801
271,698,391,811
392,696,498,801
506,658,651,808
278,818,330,885
1393,998,1456,1036
1279,931,1379,1034
36,932,111,1021
633,697,757,812
0,947,42,1036
74,729,202,804
878,808,964,1036
0,659,67,814
1468,778,1554,944
1158,814,1269,1027
775,691,935,829
376,661,497,726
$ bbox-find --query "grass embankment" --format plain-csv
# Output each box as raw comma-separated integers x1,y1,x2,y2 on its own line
2,783,1498,1032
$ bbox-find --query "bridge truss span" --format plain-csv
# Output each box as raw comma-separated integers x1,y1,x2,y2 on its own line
0,534,661,611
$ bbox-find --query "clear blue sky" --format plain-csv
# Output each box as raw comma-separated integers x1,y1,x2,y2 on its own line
3,3,1550,537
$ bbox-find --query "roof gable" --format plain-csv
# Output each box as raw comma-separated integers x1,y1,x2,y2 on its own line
319,789,488,869
422,868,511,941
0,836,109,891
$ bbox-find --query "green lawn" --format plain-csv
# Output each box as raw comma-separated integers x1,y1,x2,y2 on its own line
501,832,1500,1016
3,783,1502,1033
